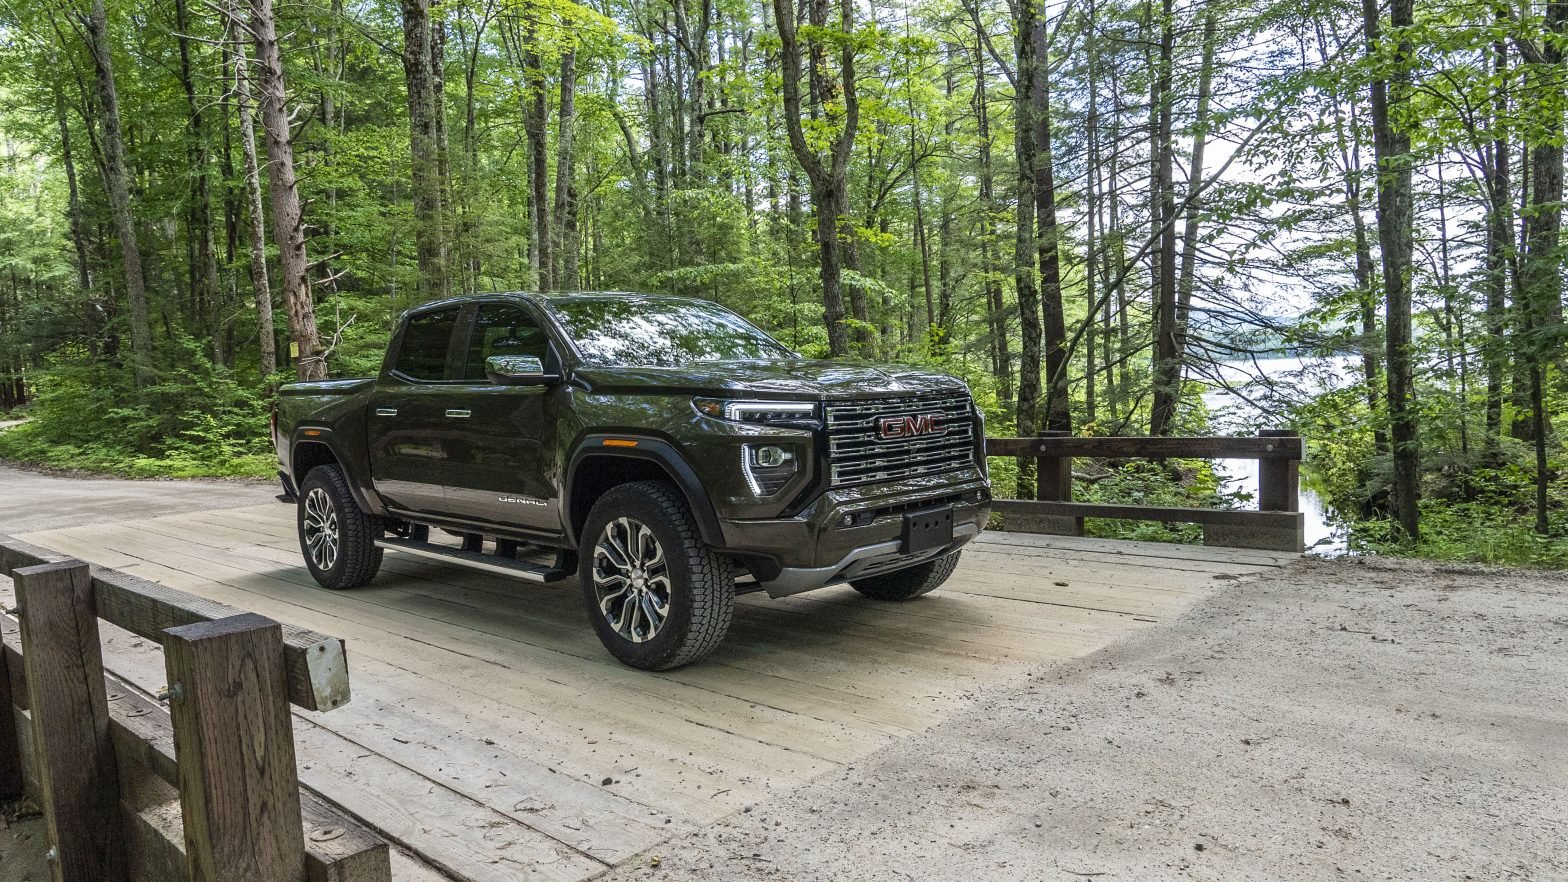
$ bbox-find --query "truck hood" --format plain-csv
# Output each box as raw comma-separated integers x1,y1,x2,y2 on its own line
573,360,968,399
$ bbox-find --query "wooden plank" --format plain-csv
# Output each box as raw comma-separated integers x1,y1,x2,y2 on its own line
973,530,1299,567
992,498,1303,529
14,560,128,882
96,661,390,882
0,618,22,800
986,434,1304,460
162,614,307,882
1258,429,1302,512
0,534,349,712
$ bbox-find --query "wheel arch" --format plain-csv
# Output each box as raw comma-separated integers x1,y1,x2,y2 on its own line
565,436,725,548
290,429,382,515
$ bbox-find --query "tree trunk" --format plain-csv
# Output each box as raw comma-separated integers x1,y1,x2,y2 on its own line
1482,31,1510,451
524,38,551,291
1147,0,1181,436
85,0,153,385
973,40,1011,408
1175,8,1218,388
1363,0,1419,540
173,0,221,361
247,0,325,380
1031,12,1069,434
553,48,579,290
402,0,449,299
233,27,277,378
1014,0,1042,493
771,0,859,358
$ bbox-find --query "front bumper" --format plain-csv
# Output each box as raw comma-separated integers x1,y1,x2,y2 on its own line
716,471,991,597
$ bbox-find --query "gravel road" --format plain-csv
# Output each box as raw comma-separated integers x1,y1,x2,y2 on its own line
606,556,1567,882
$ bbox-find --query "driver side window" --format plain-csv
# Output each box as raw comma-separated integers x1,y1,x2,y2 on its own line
460,304,550,382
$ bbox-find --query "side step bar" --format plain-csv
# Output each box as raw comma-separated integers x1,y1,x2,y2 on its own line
375,536,572,583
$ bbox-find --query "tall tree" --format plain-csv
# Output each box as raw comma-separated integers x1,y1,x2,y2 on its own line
1363,0,1419,539
772,0,861,357
403,0,449,299
84,0,152,385
245,0,325,380
232,23,276,378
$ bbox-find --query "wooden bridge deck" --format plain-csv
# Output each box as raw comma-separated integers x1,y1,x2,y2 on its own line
9,504,1296,881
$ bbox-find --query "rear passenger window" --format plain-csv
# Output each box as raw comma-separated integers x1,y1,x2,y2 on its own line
393,309,459,381
459,304,551,381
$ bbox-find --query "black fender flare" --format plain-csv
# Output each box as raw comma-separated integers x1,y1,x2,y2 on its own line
564,434,725,548
289,427,385,516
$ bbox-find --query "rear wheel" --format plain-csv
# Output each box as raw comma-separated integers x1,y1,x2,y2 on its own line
579,481,734,670
298,465,383,589
849,551,960,601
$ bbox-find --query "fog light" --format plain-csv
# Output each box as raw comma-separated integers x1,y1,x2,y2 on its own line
742,444,799,497
755,445,789,468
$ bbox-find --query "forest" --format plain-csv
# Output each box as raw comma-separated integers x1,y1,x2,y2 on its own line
0,0,1563,564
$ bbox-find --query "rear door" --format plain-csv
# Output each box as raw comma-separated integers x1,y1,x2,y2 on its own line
439,301,563,534
367,306,465,514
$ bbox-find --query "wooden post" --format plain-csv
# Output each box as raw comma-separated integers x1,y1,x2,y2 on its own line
0,623,21,801
1001,431,1084,536
1257,429,1301,512
14,560,127,882
163,613,306,882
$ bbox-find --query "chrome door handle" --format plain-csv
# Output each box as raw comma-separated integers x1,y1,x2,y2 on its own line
445,409,471,419
375,408,398,417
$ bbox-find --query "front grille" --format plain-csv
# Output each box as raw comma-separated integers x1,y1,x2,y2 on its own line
824,393,978,488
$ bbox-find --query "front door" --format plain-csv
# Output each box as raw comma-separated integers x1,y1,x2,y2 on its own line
367,306,463,513
440,302,563,534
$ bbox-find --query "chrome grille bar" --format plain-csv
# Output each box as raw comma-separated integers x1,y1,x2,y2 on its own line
824,393,979,488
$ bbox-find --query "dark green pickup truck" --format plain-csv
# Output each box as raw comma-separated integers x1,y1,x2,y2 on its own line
273,292,990,669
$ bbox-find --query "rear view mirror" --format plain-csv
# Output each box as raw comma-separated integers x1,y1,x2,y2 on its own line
485,355,557,386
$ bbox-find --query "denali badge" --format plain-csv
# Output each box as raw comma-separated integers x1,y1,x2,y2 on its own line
498,495,547,506
877,413,943,440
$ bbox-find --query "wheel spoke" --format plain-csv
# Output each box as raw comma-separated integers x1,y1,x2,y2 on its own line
592,514,671,644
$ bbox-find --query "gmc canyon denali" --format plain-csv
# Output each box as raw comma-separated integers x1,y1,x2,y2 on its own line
273,292,991,669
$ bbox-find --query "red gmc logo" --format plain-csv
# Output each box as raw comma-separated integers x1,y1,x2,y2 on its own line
877,413,943,440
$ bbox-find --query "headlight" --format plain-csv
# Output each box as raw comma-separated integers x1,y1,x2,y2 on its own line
742,443,800,497
693,398,819,429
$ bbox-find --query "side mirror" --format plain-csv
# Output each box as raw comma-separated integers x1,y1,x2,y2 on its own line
485,355,558,386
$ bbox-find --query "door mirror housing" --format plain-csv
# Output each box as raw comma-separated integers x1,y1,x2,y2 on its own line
485,355,558,386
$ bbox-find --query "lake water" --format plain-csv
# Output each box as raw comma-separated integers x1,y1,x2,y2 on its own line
1201,357,1355,555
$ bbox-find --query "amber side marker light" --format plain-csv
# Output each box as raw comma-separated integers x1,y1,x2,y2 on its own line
603,438,639,448
303,429,323,437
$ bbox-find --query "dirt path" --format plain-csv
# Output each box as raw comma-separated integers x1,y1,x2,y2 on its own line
0,465,271,533
607,556,1567,882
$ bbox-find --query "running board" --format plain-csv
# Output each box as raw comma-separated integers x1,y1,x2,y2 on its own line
375,537,571,583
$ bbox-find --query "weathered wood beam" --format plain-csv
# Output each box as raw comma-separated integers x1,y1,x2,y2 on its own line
992,499,1304,552
986,434,1304,460
0,536,348,712
14,561,128,882
0,631,391,882
164,613,307,882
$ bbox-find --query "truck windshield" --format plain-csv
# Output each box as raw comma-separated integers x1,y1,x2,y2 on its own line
548,297,795,367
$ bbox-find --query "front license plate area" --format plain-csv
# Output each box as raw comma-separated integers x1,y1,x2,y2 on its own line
902,505,955,554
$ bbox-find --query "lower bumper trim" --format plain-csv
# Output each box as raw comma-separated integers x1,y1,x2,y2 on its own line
761,523,980,598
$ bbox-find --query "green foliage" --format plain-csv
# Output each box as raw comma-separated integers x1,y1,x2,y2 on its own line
0,339,274,478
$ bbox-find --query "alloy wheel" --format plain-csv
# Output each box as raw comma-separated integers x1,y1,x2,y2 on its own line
592,516,671,643
303,487,340,572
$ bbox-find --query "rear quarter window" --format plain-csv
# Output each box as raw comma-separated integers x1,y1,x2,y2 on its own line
393,309,460,381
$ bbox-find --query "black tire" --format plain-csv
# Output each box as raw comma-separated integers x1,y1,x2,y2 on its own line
298,464,383,589
850,551,960,601
578,481,734,670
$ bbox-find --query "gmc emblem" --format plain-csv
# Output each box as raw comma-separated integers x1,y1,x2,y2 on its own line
877,413,944,440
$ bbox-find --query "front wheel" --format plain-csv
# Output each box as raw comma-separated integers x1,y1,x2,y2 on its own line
298,464,383,589
579,481,734,670
850,551,960,601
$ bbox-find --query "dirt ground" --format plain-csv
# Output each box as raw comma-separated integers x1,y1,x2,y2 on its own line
604,556,1567,882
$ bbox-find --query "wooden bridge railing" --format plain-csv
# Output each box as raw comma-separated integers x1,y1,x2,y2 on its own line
984,429,1305,553
0,535,391,882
